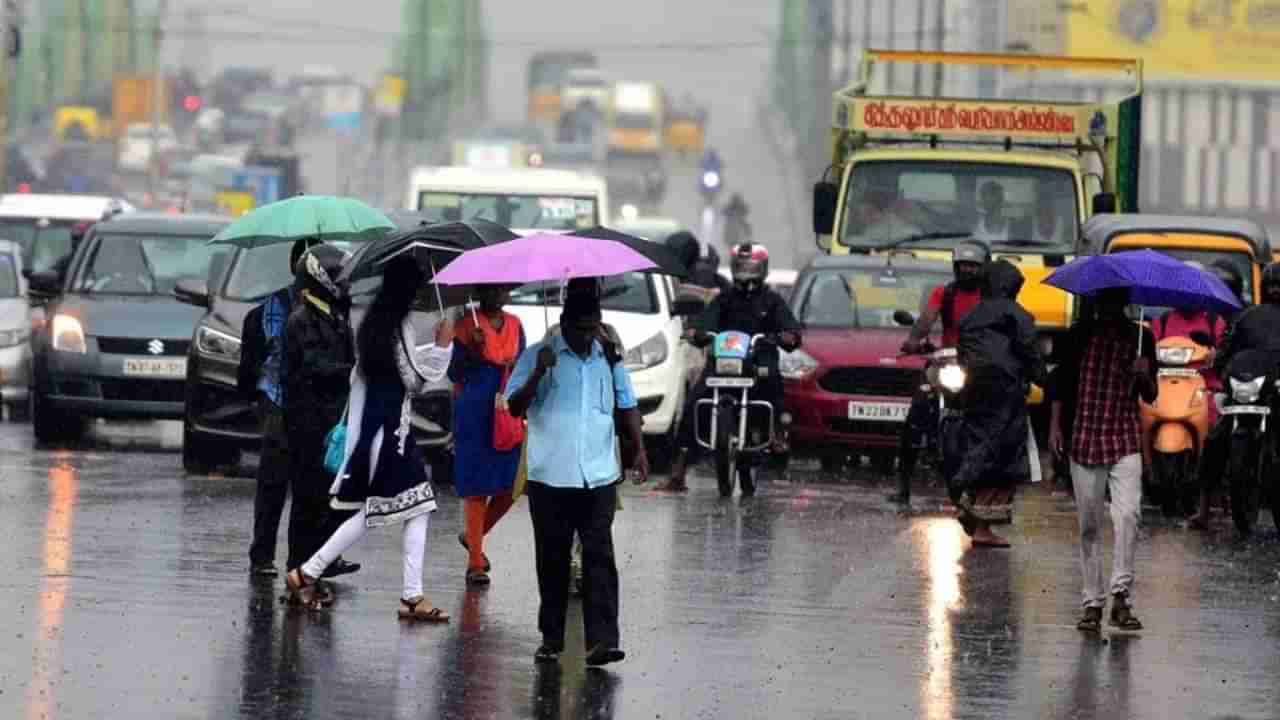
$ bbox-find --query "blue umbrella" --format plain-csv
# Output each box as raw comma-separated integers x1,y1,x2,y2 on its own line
1045,249,1242,314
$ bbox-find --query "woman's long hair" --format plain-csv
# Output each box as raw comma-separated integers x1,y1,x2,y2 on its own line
358,255,424,383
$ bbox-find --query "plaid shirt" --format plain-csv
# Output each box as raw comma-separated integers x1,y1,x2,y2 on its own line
1067,322,1152,466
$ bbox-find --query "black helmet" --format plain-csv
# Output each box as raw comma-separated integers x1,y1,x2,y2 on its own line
952,238,990,289
1262,263,1280,303
1209,259,1244,302
294,243,350,305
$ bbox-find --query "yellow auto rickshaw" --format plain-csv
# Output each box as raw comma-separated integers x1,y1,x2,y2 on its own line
663,109,706,157
52,106,107,142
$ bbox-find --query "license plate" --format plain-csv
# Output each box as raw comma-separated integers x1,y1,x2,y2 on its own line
122,357,187,378
848,401,909,422
1220,405,1270,416
707,377,754,388
715,358,743,375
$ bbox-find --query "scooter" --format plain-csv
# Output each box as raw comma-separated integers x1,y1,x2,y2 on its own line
1140,333,1213,517
695,331,787,497
1219,348,1280,536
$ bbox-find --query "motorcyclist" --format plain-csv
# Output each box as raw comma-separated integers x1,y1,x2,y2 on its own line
889,239,990,508
659,243,801,492
1191,261,1280,529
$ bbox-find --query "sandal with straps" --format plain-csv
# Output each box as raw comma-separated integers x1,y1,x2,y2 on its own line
1109,593,1143,631
285,569,324,610
398,597,450,623
1077,606,1102,632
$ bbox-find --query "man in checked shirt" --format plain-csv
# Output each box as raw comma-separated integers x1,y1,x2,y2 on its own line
1049,287,1157,633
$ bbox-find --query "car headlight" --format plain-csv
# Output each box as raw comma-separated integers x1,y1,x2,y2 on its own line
1230,376,1265,403
779,349,818,381
1157,347,1193,366
51,314,87,354
196,326,242,361
0,326,30,348
938,364,966,392
623,331,667,371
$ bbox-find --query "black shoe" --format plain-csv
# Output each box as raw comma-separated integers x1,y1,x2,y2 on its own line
534,644,561,664
322,557,361,579
585,644,625,667
250,563,278,577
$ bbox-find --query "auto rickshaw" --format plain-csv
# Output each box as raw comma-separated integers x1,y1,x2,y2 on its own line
52,106,107,142
663,108,706,158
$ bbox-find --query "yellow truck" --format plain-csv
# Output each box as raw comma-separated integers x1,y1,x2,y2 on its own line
812,50,1144,334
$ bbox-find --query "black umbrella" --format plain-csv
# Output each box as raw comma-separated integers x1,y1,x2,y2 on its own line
568,226,688,278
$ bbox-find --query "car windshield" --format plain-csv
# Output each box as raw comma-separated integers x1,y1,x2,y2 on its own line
75,233,222,296
0,219,76,274
1108,242,1255,309
0,252,18,297
798,266,950,328
417,192,597,230
613,112,654,130
842,161,1079,256
221,239,368,302
507,272,658,314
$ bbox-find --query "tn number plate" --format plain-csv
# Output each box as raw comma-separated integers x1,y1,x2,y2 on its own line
707,377,755,388
1220,405,1270,416
848,401,910,422
123,356,187,378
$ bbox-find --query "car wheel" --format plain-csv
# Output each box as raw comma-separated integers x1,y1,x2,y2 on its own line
32,391,86,445
182,417,239,474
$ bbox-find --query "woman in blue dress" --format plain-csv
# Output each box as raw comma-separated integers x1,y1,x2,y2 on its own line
450,284,525,587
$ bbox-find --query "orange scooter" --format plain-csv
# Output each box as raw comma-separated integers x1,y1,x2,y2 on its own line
1140,334,1214,517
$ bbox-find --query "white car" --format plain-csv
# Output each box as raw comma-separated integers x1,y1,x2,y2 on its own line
118,123,180,173
502,272,699,451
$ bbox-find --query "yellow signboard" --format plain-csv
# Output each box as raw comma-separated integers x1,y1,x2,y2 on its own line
1066,0,1280,81
215,191,255,218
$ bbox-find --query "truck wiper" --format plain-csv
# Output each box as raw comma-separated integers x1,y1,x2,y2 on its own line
878,231,972,252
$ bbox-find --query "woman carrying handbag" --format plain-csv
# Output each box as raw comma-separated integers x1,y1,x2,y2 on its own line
449,284,526,587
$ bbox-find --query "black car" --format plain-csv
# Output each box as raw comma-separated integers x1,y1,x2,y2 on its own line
27,213,231,443
175,240,454,475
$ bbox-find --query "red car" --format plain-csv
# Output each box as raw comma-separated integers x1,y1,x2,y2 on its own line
780,255,950,471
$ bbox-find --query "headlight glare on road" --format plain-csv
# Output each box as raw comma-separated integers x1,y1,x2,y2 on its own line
51,314,87,354
196,326,242,361
623,331,667,371
938,364,966,392
779,349,818,381
1230,376,1265,403
0,326,30,348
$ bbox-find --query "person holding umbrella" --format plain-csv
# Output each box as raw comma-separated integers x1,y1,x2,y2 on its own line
450,284,526,587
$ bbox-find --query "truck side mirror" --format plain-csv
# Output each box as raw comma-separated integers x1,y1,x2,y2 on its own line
1092,192,1117,214
813,181,838,236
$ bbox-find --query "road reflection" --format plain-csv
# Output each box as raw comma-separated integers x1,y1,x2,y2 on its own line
26,459,78,720
918,518,964,720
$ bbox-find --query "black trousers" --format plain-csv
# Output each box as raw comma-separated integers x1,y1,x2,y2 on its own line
286,425,337,570
249,401,290,566
527,481,620,652
897,384,937,486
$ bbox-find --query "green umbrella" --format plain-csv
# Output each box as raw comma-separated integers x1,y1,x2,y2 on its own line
208,195,396,248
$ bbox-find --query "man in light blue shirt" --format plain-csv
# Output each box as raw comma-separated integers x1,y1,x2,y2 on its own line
507,292,648,667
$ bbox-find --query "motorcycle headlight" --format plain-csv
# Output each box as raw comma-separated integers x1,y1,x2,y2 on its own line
51,314,87,354
938,364,966,392
623,331,667,371
196,326,242,361
701,170,721,190
1157,347,1194,366
0,326,31,348
779,349,818,381
1230,376,1265,403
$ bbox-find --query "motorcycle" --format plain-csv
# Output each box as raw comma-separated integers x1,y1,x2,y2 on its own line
699,149,723,205
694,331,788,497
1140,332,1214,517
1219,348,1280,536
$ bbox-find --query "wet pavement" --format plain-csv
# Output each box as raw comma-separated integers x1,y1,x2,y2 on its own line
1,422,1279,719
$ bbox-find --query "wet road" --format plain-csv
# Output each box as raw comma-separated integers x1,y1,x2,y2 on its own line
1,422,1279,719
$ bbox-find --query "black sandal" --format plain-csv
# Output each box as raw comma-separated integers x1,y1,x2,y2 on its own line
1077,606,1102,632
466,568,491,587
457,533,492,572
1110,593,1143,631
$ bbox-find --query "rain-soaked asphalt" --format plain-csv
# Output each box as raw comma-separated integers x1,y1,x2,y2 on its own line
1,422,1279,719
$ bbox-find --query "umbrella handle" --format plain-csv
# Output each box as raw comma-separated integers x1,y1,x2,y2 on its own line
428,258,446,316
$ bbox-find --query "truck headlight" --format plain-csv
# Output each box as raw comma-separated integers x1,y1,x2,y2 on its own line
52,314,87,354
938,364,966,392
779,349,818,381
1230,376,1265,403
0,326,30,348
196,326,242,361
623,332,667,371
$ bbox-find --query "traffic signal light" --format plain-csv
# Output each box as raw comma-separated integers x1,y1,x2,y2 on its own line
182,95,202,113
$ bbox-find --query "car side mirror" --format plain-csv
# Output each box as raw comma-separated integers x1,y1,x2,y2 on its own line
26,270,61,296
813,181,838,236
893,309,915,327
1092,192,1117,214
672,298,705,317
1190,330,1214,348
174,276,210,308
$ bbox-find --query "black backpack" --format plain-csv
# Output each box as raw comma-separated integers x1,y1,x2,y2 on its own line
237,299,270,398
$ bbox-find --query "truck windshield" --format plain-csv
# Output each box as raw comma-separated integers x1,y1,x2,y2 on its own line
798,267,949,329
417,192,597,230
842,161,1078,256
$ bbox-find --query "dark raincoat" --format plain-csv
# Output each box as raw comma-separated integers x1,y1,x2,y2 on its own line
946,260,1045,522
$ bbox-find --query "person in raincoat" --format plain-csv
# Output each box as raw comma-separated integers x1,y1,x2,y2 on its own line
287,256,455,620
950,260,1045,547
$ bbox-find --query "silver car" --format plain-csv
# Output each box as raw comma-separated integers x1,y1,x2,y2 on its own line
0,239,31,418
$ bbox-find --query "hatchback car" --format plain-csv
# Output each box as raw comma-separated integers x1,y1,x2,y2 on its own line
0,239,32,419
27,213,229,443
781,255,948,469
177,240,456,475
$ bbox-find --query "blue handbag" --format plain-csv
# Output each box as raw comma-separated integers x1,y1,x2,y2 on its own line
323,403,349,475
